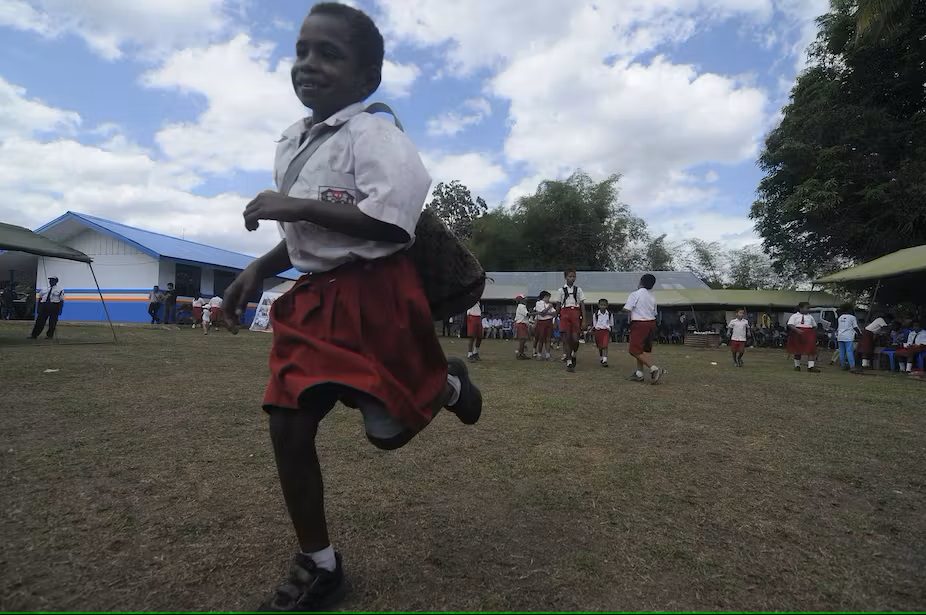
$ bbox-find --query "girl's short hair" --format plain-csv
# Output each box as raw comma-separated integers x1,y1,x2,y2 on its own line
640,274,656,289
797,301,810,309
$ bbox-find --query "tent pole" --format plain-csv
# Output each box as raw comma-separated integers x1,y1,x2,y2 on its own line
89,262,117,344
866,279,881,323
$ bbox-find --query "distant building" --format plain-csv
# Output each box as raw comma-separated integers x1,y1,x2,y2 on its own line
0,211,298,322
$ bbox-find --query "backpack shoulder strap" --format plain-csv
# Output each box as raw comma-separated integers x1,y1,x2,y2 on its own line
364,102,404,132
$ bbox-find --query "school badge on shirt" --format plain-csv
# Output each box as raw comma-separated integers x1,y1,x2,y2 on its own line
319,186,356,205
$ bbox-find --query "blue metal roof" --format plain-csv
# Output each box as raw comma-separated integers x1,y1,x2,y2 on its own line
36,212,300,280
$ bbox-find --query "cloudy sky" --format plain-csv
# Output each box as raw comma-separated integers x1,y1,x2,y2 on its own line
0,0,828,256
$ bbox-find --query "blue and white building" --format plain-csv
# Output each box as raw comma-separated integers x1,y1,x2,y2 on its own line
0,211,298,322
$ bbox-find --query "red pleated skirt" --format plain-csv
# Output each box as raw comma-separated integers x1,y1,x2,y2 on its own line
263,254,447,431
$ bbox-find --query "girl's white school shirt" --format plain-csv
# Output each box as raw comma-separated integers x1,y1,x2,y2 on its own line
515,304,529,324
534,300,554,320
593,310,613,330
787,313,816,328
274,102,431,274
467,303,482,317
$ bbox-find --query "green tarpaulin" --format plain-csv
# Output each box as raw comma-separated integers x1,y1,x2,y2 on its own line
814,245,926,283
0,221,92,262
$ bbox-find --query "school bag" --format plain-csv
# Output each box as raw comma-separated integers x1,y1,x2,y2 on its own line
278,103,486,322
561,285,579,305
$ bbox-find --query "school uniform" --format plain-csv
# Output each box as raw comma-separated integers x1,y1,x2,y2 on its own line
263,102,445,435
786,312,818,356
534,299,554,342
727,318,750,354
466,303,483,339
192,298,205,324
593,310,613,350
859,317,888,356
558,285,585,336
624,288,657,355
515,304,530,340
31,284,64,339
895,329,926,361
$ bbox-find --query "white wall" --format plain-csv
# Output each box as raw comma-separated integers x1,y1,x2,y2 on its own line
35,229,159,290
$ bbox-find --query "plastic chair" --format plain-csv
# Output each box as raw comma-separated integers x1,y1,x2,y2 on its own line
881,348,896,371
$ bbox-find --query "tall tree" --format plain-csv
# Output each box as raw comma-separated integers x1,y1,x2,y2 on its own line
645,234,675,271
750,0,926,279
728,245,781,289
428,180,488,241
679,239,726,288
513,171,645,271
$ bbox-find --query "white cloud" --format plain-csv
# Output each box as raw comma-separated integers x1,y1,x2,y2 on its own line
649,210,758,248
420,151,507,198
380,60,420,98
0,77,277,256
426,97,492,137
141,34,302,175
0,76,80,139
0,0,229,60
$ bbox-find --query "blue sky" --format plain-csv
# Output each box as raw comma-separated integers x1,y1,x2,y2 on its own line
0,0,829,257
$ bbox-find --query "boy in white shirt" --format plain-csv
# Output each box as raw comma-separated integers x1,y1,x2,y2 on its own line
592,298,613,367
623,274,664,384
559,268,585,373
532,290,555,360
220,4,482,609
835,305,862,372
726,308,750,367
859,314,893,368
467,302,483,361
787,302,820,372
514,294,530,359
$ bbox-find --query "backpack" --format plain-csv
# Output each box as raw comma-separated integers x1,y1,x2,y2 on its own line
562,285,579,305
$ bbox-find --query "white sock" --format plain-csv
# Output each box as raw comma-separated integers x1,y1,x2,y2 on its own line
635,370,643,377
907,364,913,373
304,545,336,572
602,357,607,363
808,360,815,368
794,359,801,367
650,365,659,373
862,359,870,367
446,374,461,407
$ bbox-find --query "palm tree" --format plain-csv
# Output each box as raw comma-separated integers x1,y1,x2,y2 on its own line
854,0,913,41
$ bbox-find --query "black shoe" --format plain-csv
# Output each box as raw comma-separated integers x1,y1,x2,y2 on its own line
447,357,482,425
260,552,346,612
566,362,575,373
807,366,822,373
650,367,665,384
794,366,801,372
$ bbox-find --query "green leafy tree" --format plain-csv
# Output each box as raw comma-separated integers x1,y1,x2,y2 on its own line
645,234,675,271
728,245,782,289
751,0,926,279
428,180,488,241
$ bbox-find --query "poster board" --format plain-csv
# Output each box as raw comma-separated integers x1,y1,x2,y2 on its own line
249,291,282,332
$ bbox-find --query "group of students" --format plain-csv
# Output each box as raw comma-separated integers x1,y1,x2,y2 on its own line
726,302,926,374
846,310,926,373
465,269,666,383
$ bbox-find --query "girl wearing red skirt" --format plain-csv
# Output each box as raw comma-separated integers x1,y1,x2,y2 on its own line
787,302,820,372
222,5,482,610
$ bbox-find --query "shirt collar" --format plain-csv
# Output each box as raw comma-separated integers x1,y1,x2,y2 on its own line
279,102,367,141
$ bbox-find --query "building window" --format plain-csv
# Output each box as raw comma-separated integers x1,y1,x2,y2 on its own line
175,264,201,298
213,270,237,298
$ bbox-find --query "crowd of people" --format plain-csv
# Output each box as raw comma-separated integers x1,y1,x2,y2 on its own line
146,283,226,334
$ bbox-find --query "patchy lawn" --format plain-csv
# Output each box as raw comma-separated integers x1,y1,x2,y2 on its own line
1,322,924,611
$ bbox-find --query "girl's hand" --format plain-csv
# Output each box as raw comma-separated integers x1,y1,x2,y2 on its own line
244,191,304,231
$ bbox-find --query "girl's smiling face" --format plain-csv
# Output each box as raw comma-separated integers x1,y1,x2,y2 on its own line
291,14,380,121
